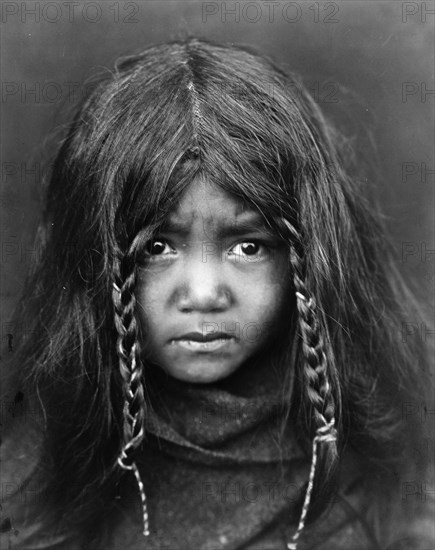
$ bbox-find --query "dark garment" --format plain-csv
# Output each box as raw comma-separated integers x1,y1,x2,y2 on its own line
1,359,434,549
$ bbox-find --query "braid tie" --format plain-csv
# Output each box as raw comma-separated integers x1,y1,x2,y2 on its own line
287,420,337,550
112,255,149,536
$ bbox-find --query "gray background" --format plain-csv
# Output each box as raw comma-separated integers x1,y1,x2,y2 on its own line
1,0,434,342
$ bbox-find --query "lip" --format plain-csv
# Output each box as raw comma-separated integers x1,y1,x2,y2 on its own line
174,331,234,343
171,338,234,352
170,331,235,353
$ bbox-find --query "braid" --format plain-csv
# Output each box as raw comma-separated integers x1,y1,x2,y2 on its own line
112,246,149,536
291,244,336,432
281,219,338,550
281,218,337,438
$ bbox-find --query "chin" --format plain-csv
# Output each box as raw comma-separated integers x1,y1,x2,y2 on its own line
162,361,241,384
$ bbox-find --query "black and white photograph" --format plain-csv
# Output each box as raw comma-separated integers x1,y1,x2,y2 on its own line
1,1,434,549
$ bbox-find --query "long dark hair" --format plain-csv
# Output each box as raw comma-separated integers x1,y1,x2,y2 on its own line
4,37,430,543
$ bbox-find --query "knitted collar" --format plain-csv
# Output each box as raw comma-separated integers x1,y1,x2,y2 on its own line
108,357,313,549
143,354,305,465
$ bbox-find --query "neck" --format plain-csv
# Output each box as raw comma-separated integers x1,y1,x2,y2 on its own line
142,347,298,465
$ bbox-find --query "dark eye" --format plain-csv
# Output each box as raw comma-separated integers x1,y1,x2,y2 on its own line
145,240,172,256
231,242,261,256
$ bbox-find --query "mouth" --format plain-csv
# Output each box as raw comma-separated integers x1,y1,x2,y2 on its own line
170,332,235,352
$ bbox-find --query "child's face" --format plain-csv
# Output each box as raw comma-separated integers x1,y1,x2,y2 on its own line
136,178,291,384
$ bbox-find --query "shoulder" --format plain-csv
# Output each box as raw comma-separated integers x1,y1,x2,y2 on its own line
301,450,434,550
0,401,80,549
1,402,46,546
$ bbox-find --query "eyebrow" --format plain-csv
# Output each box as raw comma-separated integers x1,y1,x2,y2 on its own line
159,212,273,239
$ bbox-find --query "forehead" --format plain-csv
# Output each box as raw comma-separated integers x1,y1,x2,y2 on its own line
166,178,262,230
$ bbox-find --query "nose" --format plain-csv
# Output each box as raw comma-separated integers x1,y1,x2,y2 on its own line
175,255,231,313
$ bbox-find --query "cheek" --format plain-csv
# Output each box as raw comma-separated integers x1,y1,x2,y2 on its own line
262,254,291,311
135,276,164,336
257,283,290,326
241,267,292,344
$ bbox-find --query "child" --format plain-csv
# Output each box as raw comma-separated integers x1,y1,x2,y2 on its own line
1,37,433,549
